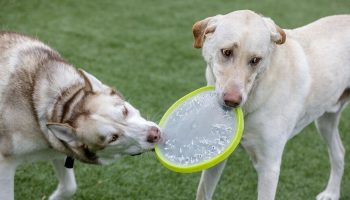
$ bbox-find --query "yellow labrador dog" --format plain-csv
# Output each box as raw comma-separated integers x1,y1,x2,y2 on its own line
192,10,350,200
0,32,161,200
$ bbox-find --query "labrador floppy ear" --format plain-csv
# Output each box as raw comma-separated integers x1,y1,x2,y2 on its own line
192,15,222,48
47,123,78,145
262,17,286,45
78,69,107,92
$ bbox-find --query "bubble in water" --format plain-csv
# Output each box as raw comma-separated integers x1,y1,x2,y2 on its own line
225,127,233,132
178,155,185,163
190,156,197,164
165,153,176,162
209,92,217,97
199,138,209,145
183,144,191,149
175,112,183,118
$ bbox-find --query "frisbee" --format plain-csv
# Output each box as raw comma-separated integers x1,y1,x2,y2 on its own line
155,86,244,173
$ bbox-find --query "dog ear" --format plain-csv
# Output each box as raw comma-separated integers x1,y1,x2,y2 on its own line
47,123,78,144
262,17,286,45
192,15,222,48
78,69,93,92
78,69,107,93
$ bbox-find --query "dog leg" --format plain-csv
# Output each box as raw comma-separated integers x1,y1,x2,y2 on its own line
255,146,285,200
0,159,17,200
49,159,77,200
242,130,287,200
315,111,344,200
196,160,227,200
256,158,283,200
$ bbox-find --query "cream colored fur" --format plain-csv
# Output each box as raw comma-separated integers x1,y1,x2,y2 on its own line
193,10,350,200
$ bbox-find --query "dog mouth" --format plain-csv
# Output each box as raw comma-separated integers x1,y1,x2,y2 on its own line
81,145,99,162
130,147,155,156
218,99,240,109
131,152,143,156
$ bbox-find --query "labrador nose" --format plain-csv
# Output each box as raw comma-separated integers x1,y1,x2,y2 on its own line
147,126,161,143
223,92,242,107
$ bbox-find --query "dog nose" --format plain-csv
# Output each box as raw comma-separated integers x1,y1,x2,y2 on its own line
223,92,242,107
147,126,161,143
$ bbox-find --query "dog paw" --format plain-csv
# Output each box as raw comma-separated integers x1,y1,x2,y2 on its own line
49,187,76,200
49,194,72,200
316,191,339,200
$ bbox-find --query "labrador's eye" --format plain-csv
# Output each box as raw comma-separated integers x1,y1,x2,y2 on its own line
221,49,233,58
109,134,119,143
122,106,129,118
249,57,262,66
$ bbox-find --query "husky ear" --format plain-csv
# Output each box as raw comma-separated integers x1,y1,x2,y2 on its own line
78,69,106,92
262,17,286,45
47,123,78,144
192,15,222,48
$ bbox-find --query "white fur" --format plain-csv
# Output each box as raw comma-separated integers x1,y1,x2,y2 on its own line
195,10,350,200
0,33,160,199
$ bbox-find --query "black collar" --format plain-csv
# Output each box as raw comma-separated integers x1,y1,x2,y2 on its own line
64,156,75,168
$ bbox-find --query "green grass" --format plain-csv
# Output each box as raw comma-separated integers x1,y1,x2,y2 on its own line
1,0,350,199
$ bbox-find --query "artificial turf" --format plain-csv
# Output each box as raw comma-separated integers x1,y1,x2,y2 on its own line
1,0,350,199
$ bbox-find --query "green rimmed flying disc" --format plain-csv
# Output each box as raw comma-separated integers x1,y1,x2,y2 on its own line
155,86,244,173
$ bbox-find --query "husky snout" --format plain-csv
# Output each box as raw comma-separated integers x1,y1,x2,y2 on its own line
146,126,161,143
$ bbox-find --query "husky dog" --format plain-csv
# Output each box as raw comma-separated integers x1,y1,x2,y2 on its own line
192,10,350,200
0,32,161,200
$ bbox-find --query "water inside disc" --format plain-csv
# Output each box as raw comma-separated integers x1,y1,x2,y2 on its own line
158,90,237,166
